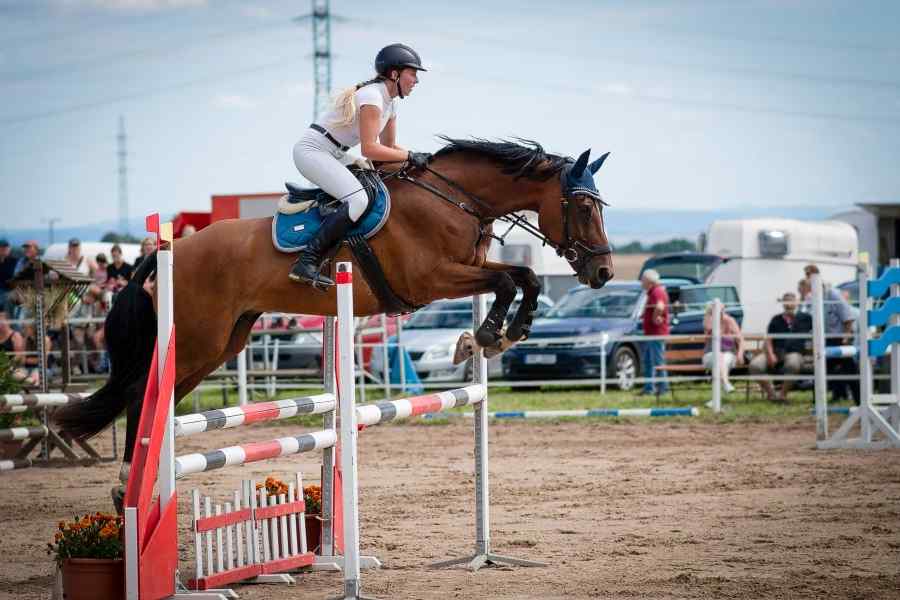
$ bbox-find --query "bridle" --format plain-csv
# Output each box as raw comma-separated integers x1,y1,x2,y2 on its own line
386,161,612,278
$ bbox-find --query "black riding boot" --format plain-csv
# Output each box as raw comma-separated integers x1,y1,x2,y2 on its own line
289,203,354,287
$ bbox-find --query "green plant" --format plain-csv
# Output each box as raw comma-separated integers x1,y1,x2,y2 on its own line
0,352,23,428
47,513,124,565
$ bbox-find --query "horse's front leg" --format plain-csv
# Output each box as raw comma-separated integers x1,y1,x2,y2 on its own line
482,262,541,343
426,262,517,347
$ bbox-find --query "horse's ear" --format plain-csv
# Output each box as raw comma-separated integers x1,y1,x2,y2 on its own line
571,149,591,177
588,152,610,175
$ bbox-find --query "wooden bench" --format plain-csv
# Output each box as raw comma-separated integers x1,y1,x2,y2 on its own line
653,335,767,401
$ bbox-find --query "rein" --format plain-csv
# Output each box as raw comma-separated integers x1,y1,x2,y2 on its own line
383,162,612,270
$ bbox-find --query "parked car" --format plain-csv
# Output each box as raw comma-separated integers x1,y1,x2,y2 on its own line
502,281,742,389
370,294,554,383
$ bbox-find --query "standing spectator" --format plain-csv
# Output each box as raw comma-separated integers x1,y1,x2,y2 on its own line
639,269,670,396
92,253,109,286
0,239,17,311
804,264,858,403
65,238,91,276
0,308,25,360
702,301,745,394
13,240,39,277
106,244,133,294
20,318,52,387
749,292,812,402
133,237,156,271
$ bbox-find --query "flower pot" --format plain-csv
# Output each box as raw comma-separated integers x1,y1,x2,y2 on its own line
62,558,124,600
304,513,322,554
0,439,24,459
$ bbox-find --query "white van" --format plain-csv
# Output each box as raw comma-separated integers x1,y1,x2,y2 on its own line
643,218,858,334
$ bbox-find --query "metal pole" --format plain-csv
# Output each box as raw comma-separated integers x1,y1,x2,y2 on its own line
237,348,248,406
34,259,49,459
812,274,828,441
473,294,490,557
711,299,722,413
320,315,336,560
396,315,405,395
891,258,900,430
380,314,390,400
859,261,873,442
600,333,608,395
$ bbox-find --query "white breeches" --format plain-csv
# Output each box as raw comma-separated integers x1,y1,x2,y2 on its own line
293,129,369,222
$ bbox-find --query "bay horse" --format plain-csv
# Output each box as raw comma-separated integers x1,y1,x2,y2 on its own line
54,137,614,490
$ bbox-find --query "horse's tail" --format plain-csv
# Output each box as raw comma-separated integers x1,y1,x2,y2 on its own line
54,253,159,442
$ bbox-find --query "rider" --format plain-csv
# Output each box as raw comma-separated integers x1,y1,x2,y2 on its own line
289,43,433,286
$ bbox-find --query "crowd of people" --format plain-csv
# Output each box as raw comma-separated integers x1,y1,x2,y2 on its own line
0,237,157,386
640,263,859,403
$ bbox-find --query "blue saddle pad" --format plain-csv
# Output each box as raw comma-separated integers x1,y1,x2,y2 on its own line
272,181,391,253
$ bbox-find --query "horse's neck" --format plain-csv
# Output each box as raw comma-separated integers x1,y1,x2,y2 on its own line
434,158,545,218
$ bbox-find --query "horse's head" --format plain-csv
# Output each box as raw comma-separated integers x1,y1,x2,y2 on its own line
537,148,614,288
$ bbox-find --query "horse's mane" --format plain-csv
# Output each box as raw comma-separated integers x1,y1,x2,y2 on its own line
434,136,570,181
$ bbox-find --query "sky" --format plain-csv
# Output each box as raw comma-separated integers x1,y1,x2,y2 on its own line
1,0,898,242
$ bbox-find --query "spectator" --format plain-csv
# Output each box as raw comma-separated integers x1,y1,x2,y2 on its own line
0,239,16,310
749,292,812,402
181,224,197,237
0,308,25,360
639,269,670,396
133,237,155,271
70,285,107,374
65,238,91,276
20,319,52,387
106,244,133,293
804,264,859,403
797,278,812,309
702,302,745,394
13,240,39,277
93,253,109,286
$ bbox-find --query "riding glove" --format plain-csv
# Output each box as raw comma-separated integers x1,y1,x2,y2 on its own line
407,151,433,169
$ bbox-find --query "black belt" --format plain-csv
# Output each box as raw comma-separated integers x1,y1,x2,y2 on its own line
310,123,350,152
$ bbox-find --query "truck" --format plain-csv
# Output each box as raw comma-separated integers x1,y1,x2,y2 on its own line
640,218,858,334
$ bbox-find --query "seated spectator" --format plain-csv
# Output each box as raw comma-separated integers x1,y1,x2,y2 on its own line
702,302,744,394
804,264,859,404
70,285,107,373
749,292,812,402
0,308,25,366
20,320,52,387
0,239,16,312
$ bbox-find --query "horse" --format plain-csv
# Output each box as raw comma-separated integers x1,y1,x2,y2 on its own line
54,137,614,495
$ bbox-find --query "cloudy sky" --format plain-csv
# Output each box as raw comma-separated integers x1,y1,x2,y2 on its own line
1,0,898,236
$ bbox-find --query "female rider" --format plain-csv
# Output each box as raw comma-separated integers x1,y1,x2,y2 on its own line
289,43,432,287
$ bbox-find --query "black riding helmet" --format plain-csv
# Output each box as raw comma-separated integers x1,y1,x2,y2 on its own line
375,43,427,76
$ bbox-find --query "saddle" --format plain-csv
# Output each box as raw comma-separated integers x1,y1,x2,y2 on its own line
280,166,383,217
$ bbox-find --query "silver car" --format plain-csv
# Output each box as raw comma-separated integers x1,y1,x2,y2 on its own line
370,294,554,383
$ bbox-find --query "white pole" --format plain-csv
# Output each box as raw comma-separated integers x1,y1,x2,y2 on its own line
320,315,336,560
396,315,406,395
600,333,608,395
157,248,176,508
380,314,390,400
812,274,828,441
336,263,362,599
859,261,873,442
473,294,490,555
711,298,722,413
891,258,900,430
237,349,248,407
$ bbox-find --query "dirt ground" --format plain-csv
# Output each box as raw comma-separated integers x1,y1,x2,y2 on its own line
1,418,899,600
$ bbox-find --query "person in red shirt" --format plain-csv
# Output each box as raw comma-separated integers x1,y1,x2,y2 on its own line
640,269,670,395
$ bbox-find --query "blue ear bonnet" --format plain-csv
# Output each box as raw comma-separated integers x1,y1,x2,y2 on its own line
563,150,610,203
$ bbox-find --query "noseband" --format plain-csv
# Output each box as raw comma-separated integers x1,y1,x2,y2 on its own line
557,170,612,276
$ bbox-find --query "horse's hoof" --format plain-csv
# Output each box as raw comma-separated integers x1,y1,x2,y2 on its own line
483,335,515,359
110,485,125,516
474,328,500,348
453,332,476,365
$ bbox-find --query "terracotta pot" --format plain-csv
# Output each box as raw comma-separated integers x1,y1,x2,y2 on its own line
62,558,124,600
0,439,24,460
304,513,322,554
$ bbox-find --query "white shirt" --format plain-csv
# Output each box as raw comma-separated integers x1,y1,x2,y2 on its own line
317,82,397,148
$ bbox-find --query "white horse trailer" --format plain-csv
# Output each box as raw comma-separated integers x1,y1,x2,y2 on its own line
703,218,858,334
